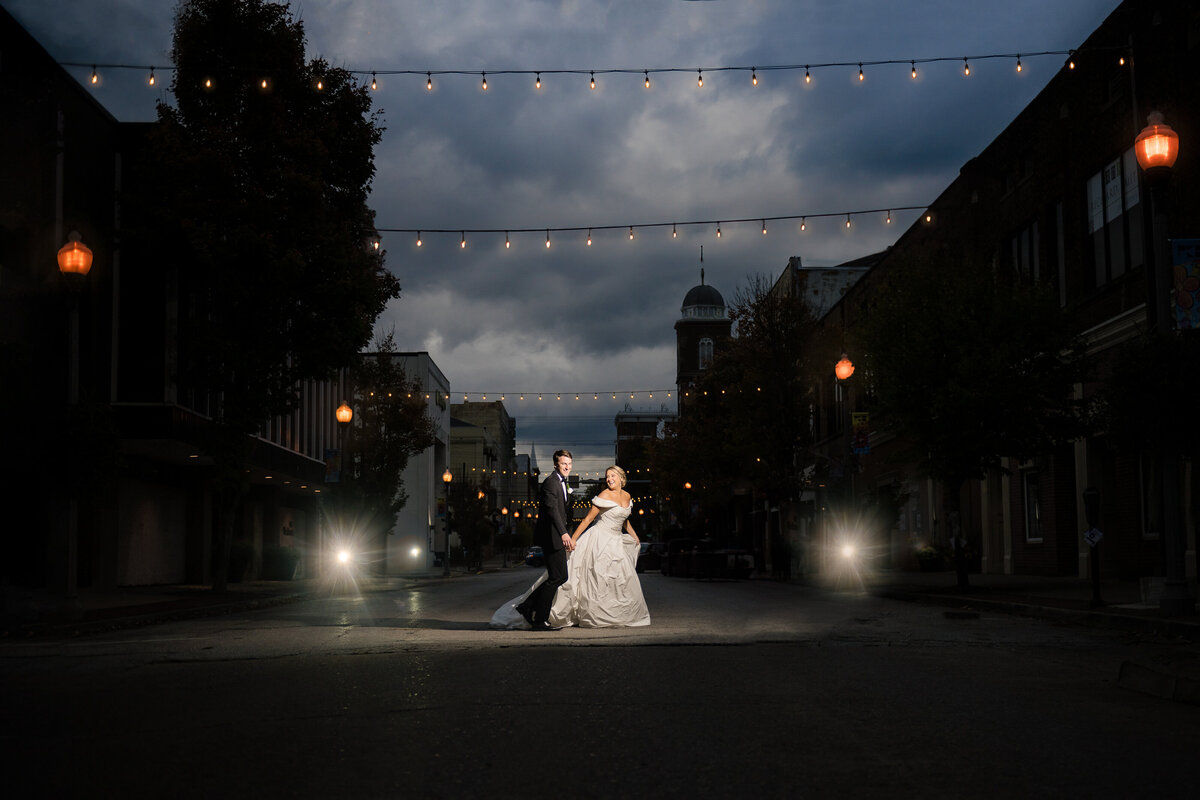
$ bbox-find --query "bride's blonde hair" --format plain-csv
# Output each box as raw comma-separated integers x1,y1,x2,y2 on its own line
606,465,627,487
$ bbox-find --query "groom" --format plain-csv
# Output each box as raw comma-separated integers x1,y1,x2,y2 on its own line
518,449,574,631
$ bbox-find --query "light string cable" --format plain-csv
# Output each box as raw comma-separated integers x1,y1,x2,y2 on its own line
62,47,1127,89
378,206,929,245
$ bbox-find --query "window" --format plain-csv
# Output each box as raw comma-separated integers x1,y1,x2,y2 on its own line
1085,148,1144,289
698,337,713,369
1008,220,1040,283
1023,469,1043,542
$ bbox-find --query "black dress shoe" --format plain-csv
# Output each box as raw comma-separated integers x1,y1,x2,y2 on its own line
515,604,534,626
530,621,562,631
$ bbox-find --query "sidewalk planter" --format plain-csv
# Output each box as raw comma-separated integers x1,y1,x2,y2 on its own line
262,545,301,581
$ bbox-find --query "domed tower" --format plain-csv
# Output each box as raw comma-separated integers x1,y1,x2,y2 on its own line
674,266,731,413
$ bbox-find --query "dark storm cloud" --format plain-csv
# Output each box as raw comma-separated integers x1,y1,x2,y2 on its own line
4,0,1121,472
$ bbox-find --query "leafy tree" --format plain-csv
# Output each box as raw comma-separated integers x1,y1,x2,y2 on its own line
651,273,820,538
447,476,492,571
330,332,438,566
143,0,399,590
857,253,1090,587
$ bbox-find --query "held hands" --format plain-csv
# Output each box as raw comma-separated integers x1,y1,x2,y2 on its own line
562,533,574,551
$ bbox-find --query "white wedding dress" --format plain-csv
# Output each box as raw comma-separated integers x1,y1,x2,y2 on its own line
490,497,650,629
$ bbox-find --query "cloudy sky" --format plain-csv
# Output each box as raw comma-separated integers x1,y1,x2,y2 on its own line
5,0,1119,476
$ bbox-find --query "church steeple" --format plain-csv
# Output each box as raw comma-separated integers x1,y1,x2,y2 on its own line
675,251,731,413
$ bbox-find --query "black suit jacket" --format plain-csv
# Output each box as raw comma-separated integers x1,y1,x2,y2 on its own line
533,472,570,552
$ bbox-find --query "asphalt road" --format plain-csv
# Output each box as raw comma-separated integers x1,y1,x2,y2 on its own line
4,569,1197,798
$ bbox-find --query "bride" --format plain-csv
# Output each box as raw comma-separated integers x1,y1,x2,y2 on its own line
491,465,650,629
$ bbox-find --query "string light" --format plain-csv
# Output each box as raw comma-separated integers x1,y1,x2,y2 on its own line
911,61,917,79
371,72,377,90
858,63,864,81
1016,55,1022,73
761,219,767,235
316,78,324,90
148,68,156,86
963,58,970,76
751,68,758,86
805,65,811,84
505,231,511,249
384,206,930,245
644,70,650,89
545,230,551,248
261,78,269,89
204,77,212,89
845,214,852,229
535,72,541,89
481,72,487,91
426,72,433,90
590,71,595,90
90,65,98,84
460,231,466,248
697,69,703,88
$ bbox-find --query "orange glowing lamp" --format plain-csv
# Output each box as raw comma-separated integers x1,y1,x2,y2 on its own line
57,234,93,276
1135,111,1179,171
335,402,353,424
835,354,855,380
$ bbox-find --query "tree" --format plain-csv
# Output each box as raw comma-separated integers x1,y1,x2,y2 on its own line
447,476,492,572
330,333,438,567
142,0,399,590
857,253,1090,588
651,273,820,540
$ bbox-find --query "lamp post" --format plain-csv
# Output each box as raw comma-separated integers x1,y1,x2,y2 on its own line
500,506,509,567
335,402,352,483
442,467,453,577
1135,110,1192,617
57,232,92,611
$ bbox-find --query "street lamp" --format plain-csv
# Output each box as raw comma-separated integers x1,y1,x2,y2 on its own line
500,506,509,567
834,353,855,381
1134,110,1193,617
442,467,453,577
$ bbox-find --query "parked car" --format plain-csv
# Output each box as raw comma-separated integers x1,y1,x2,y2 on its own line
524,546,544,567
636,541,666,573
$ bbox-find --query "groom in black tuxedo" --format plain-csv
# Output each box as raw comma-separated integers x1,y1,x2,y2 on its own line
518,449,574,630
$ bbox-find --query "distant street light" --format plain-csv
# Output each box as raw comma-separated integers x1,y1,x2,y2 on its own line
834,353,855,381
442,468,453,577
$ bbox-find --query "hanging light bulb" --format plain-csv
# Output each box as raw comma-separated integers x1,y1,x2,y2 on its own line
845,214,852,229
1016,55,1023,73
426,72,433,91
204,77,213,89
372,239,380,250
761,220,767,235
1118,55,1126,66
371,72,378,90
460,231,466,249
911,61,917,79
963,58,970,77
416,231,423,247
858,63,864,82
148,68,156,86
716,223,721,238
535,72,542,89
261,77,270,90
672,223,678,238
751,68,758,86
90,66,98,85
644,70,650,89
805,65,811,84
697,69,703,88
586,229,592,246
800,217,806,231
886,210,892,224
545,230,551,248
481,72,487,91
925,213,933,223
629,226,634,240
590,71,596,90
505,232,511,249
316,78,324,91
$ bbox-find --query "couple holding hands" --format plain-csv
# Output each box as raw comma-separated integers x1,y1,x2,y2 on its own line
490,449,651,630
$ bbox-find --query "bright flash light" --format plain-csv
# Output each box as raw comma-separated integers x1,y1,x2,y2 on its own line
410,547,421,558
841,544,856,559
337,549,351,564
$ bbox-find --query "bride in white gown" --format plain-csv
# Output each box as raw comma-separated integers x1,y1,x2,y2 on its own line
491,465,650,629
